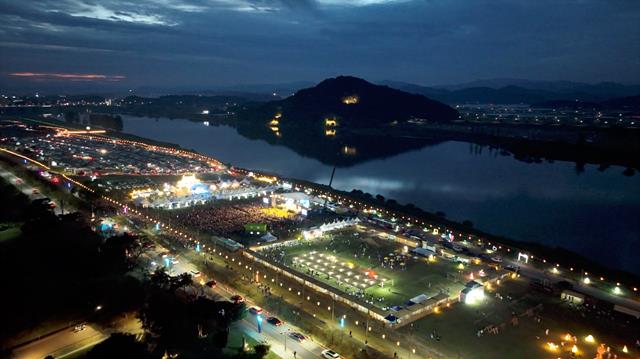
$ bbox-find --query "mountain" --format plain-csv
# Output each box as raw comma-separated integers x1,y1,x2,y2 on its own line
240,76,458,129
600,95,640,110
210,81,315,97
381,79,640,105
231,76,458,166
532,95,640,110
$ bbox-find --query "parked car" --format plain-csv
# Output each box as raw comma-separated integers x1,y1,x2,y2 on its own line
321,349,341,359
231,295,245,304
248,306,263,315
266,317,282,326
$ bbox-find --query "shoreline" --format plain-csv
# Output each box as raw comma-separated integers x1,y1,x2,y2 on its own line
6,116,639,285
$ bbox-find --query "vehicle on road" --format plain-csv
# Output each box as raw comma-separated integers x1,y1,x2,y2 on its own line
231,295,245,304
491,256,503,263
289,332,306,342
72,324,86,332
266,317,282,326
248,306,263,315
505,264,519,272
205,280,217,288
321,349,341,358
190,270,201,278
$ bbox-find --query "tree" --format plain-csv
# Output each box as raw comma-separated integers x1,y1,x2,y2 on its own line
139,293,242,356
229,302,247,322
138,290,198,352
151,268,171,289
169,272,193,292
102,233,142,271
253,344,270,358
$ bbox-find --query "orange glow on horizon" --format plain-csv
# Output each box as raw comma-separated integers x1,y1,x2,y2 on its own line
9,72,125,80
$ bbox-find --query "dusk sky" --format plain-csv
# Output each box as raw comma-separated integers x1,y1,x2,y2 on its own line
1,0,639,93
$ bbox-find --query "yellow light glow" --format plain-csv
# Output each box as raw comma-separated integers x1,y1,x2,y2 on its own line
342,95,359,105
584,335,595,343
571,345,578,354
564,334,572,341
325,118,338,126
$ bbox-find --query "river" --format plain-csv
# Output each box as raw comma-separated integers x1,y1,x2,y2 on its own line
122,115,640,274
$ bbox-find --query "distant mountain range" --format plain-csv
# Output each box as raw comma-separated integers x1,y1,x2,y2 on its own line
531,96,640,110
379,79,640,105
198,78,640,106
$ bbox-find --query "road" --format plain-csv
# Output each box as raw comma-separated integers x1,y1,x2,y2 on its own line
11,325,108,359
0,166,66,215
144,242,329,359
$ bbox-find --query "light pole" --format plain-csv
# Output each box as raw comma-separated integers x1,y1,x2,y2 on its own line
331,295,335,321
281,329,289,352
365,309,370,339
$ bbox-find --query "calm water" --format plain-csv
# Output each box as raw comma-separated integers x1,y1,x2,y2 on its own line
122,116,640,274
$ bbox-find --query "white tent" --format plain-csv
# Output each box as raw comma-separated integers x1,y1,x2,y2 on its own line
260,232,277,243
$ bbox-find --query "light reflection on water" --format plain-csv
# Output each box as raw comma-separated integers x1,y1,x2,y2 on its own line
122,116,640,274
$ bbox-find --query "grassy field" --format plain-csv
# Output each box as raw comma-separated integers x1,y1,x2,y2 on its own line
0,223,21,242
270,225,487,309
394,278,639,359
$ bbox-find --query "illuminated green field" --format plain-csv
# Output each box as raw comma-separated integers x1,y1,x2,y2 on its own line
271,225,485,308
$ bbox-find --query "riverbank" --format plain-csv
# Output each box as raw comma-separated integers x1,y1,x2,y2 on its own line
5,116,639,284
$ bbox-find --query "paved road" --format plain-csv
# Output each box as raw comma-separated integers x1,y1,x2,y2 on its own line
144,242,329,359
0,167,66,215
11,325,107,359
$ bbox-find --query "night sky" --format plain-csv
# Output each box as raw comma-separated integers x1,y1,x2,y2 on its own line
1,0,639,93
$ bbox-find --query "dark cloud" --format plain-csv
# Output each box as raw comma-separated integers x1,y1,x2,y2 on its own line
0,0,638,93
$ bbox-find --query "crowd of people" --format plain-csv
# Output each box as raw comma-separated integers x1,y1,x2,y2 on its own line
166,201,298,237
